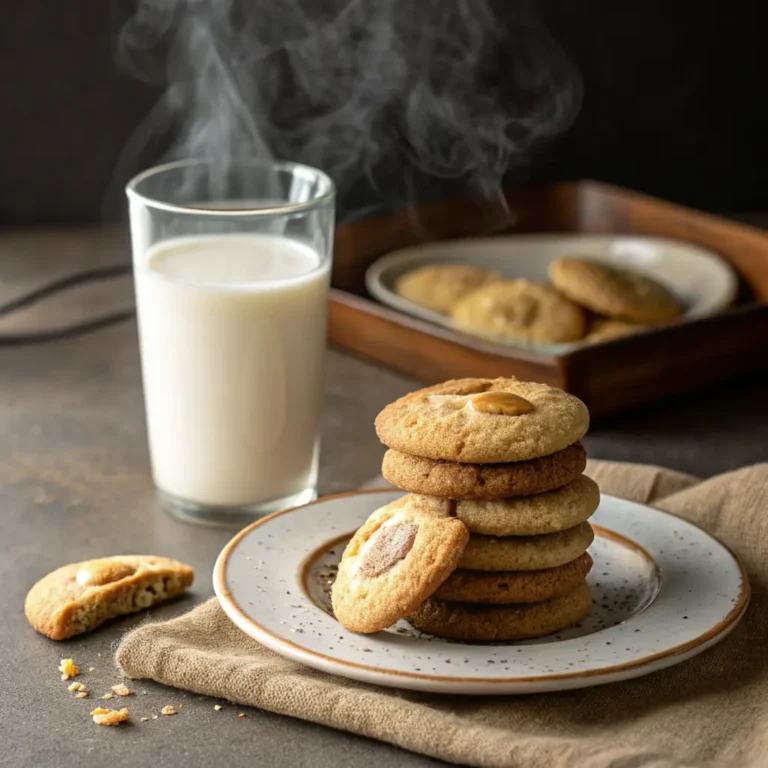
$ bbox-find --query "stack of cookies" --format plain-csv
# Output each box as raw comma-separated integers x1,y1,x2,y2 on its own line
332,377,599,642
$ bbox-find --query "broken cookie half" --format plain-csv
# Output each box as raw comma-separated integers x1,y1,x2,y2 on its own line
25,555,194,640
331,494,469,633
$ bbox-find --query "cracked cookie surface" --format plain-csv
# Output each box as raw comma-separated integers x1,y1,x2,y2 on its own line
382,442,587,500
455,475,599,535
550,258,682,322
434,551,593,603
375,378,589,463
450,279,586,343
25,556,194,640
331,494,469,633
458,521,594,572
409,582,592,641
394,264,502,314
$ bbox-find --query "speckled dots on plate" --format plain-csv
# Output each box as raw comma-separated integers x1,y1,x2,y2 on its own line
214,490,749,695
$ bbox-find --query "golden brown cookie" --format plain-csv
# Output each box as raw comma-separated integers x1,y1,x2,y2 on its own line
25,556,194,640
409,582,592,641
586,318,652,343
381,442,587,500
458,522,594,571
434,552,593,603
450,279,586,343
549,258,682,322
374,378,590,464
584,317,663,344
455,475,600,535
331,494,469,634
394,265,502,314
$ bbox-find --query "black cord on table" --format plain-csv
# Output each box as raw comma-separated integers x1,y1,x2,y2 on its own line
0,309,136,345
0,264,131,319
0,264,134,345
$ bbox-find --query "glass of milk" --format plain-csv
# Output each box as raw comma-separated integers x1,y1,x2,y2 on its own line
126,158,334,526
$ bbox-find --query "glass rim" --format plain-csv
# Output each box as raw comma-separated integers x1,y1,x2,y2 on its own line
125,157,336,217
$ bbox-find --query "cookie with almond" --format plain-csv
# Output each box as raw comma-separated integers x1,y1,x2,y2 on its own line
25,555,193,640
331,494,469,633
374,377,589,464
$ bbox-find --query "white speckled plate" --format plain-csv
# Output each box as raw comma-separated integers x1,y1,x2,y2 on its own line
214,490,748,695
365,235,739,352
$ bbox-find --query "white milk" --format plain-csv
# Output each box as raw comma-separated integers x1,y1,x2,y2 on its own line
134,233,329,507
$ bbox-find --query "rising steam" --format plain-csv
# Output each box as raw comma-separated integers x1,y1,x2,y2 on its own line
116,0,581,210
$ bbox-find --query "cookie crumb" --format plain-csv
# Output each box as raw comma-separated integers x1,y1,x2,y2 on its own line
68,682,85,693
75,691,89,699
58,658,79,680
88,667,95,672
90,707,110,715
152,715,158,719
140,717,149,722
160,705,177,716
238,713,246,718
101,693,113,700
214,705,222,711
111,684,131,697
93,707,129,726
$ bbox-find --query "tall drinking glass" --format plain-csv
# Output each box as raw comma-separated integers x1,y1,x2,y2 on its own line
126,158,335,526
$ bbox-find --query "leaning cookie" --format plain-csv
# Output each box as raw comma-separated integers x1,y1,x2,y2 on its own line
409,582,592,641
434,552,593,604
331,494,469,634
394,265,502,314
549,258,682,322
375,377,589,464
25,555,194,640
455,475,600,535
458,522,594,572
381,442,587,500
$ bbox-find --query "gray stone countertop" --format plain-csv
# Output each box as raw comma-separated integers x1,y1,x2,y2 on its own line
1,227,767,768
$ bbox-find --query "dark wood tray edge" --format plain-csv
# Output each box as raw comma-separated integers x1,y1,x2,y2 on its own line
329,182,768,415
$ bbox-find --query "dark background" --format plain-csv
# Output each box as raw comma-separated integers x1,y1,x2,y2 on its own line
1,0,765,225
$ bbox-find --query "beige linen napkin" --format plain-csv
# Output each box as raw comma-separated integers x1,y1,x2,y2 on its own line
117,460,768,768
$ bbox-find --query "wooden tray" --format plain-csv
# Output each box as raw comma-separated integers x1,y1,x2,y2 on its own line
328,181,768,416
